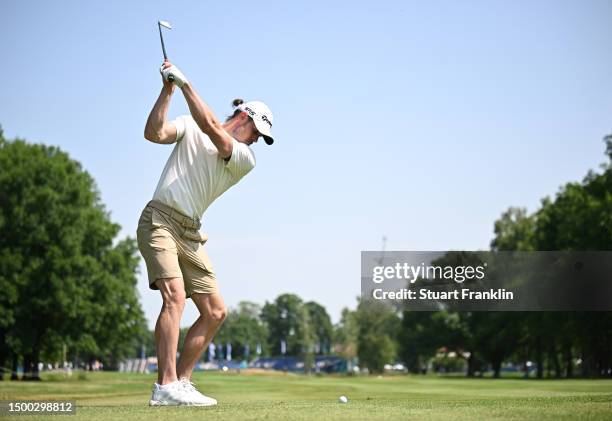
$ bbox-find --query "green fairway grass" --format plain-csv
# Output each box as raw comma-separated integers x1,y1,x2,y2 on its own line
0,371,611,420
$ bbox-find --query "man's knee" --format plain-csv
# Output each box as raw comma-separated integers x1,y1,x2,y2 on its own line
156,277,186,311
164,297,186,313
208,306,227,324
192,293,227,324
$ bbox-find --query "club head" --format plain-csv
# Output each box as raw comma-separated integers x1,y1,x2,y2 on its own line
158,20,172,30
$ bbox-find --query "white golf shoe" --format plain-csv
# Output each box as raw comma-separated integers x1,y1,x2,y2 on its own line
149,380,191,406
179,378,218,406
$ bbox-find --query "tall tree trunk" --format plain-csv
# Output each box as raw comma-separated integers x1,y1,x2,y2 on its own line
30,348,41,381
580,351,588,378
536,337,543,379
603,318,612,377
563,345,573,378
522,345,530,378
417,356,427,375
10,354,19,381
492,358,502,378
548,343,561,378
22,353,32,381
467,353,476,377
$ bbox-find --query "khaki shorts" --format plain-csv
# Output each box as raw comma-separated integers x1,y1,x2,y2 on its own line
136,201,218,297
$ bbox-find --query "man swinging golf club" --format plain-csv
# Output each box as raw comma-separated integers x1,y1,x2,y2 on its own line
137,59,275,406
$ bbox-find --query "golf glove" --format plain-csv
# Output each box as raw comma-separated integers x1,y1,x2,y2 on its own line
160,64,189,88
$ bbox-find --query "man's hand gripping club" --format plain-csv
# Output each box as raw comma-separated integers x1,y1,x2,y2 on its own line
160,62,189,88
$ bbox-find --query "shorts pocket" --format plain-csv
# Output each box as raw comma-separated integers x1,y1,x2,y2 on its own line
137,209,153,242
150,208,167,228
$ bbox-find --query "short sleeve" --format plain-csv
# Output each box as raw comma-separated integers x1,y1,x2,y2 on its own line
226,139,256,179
171,115,189,142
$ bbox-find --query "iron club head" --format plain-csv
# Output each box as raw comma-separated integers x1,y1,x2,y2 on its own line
158,20,172,30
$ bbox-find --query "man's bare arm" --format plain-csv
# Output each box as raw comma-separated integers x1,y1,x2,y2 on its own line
144,74,177,144
180,83,233,158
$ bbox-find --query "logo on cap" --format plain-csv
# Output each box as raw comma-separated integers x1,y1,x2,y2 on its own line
244,106,272,128
261,115,272,128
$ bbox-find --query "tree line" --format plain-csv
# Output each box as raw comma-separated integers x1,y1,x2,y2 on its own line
350,134,612,377
1,128,610,379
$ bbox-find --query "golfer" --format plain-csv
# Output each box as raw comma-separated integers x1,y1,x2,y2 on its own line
137,62,274,406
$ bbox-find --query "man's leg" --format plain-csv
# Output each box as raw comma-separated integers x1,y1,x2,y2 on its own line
154,277,186,385
176,293,227,379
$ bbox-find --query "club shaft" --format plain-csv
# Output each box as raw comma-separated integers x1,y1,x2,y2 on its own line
158,23,168,60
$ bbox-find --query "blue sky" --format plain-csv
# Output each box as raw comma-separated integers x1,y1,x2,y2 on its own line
2,0,611,328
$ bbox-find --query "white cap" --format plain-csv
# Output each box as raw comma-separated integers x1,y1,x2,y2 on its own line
236,101,275,145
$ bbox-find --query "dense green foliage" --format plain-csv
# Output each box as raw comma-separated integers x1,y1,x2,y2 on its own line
0,131,147,379
355,300,399,373
260,294,313,356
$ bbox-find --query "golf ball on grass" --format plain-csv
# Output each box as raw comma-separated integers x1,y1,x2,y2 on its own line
338,395,348,403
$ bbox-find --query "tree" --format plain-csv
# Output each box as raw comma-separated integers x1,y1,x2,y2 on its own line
333,307,358,359
261,294,307,356
488,133,612,378
0,134,147,378
214,301,268,360
491,207,535,251
260,294,316,372
304,301,333,354
525,134,611,377
76,239,149,368
355,299,399,373
398,311,456,374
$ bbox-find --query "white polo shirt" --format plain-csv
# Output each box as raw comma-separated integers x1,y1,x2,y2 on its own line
152,115,256,220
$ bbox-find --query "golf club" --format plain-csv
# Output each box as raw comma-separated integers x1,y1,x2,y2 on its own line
157,20,174,82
